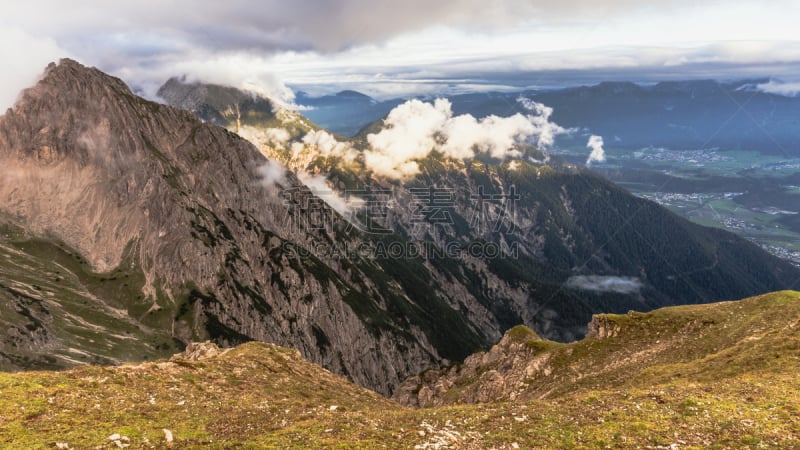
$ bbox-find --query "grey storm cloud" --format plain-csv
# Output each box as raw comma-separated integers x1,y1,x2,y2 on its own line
0,0,684,109
1,0,798,110
2,0,694,53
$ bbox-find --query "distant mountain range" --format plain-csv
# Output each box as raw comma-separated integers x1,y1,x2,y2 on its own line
298,80,800,156
0,60,797,398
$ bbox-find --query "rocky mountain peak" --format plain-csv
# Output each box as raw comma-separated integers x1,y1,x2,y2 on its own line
0,58,197,166
42,58,130,93
10,58,138,122
156,76,281,132
157,76,254,111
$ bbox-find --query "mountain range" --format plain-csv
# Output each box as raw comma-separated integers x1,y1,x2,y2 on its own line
299,80,800,156
0,59,798,399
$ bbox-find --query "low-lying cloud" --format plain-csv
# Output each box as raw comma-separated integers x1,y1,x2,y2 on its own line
239,126,292,149
565,275,642,294
244,128,363,216
363,97,567,178
297,172,365,216
755,79,800,97
586,135,606,165
293,130,357,161
516,97,568,149
256,159,287,187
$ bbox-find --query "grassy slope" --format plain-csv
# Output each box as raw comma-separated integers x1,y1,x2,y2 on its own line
0,292,798,448
0,220,181,369
418,290,800,401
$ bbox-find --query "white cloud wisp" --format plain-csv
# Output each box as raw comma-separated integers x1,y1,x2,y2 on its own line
586,135,606,165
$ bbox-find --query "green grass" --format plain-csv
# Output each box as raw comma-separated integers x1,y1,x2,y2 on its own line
0,292,797,448
408,291,800,403
0,227,181,370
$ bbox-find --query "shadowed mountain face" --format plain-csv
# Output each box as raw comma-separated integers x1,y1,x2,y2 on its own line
0,60,797,396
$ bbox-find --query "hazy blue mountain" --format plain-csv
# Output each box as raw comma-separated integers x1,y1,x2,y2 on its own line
298,80,800,155
294,90,404,136
522,80,800,156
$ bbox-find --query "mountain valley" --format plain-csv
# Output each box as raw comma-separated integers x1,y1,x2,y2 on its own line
0,60,798,401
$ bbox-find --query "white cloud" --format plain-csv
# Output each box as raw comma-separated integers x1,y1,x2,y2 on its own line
366,99,452,171
117,53,298,104
259,130,364,216
265,128,292,145
278,130,359,171
297,172,364,216
0,28,69,111
364,98,566,178
516,97,569,149
297,130,356,160
565,275,642,294
256,159,287,187
586,135,606,165
239,126,292,149
755,80,800,97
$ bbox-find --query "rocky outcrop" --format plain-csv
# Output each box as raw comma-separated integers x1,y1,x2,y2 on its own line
394,326,556,407
587,314,622,339
170,341,227,361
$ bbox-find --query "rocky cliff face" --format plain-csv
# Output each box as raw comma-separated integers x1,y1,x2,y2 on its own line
0,60,476,394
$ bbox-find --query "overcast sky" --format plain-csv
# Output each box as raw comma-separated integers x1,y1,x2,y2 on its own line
1,0,800,108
